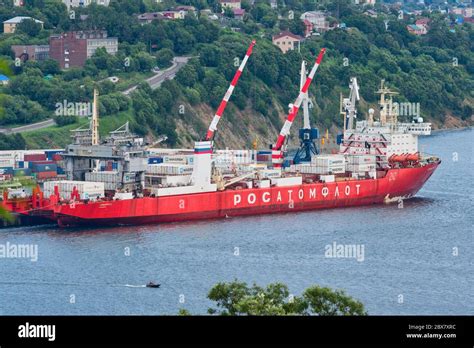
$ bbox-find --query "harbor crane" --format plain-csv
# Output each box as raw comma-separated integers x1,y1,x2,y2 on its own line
205,40,256,142
271,48,326,167
293,61,320,164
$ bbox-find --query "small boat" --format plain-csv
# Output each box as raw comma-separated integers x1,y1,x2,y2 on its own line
146,282,160,288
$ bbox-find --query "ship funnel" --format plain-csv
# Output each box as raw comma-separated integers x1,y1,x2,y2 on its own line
191,141,213,189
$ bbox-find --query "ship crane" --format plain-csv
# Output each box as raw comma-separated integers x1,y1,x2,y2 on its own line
342,77,360,130
293,61,320,164
271,48,326,168
205,40,256,141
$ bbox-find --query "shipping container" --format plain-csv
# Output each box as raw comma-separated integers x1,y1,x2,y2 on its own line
24,153,46,162
85,171,121,191
0,167,13,175
43,181,105,201
52,154,63,161
147,164,193,175
35,171,57,180
320,174,335,183
347,155,376,165
270,176,302,187
148,157,163,164
45,150,63,161
31,163,58,173
13,168,31,176
311,155,346,167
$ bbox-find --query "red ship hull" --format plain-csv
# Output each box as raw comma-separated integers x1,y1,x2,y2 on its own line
51,162,440,227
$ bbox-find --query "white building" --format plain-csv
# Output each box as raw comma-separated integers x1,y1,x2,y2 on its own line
300,11,329,32
62,0,110,10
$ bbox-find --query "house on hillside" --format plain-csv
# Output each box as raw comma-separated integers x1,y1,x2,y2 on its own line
407,24,427,35
233,8,246,21
61,0,110,10
137,12,170,24
272,31,303,54
220,0,241,10
303,19,313,37
3,16,43,34
300,11,329,32
0,74,10,86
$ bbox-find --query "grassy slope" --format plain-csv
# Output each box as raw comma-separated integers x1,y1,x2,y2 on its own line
23,110,135,149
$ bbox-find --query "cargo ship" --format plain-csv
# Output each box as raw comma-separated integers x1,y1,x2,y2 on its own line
1,42,440,227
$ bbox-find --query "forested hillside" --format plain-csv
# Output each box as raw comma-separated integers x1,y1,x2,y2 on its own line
0,0,472,149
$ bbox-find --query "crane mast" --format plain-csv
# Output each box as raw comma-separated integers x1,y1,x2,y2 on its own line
293,61,320,164
343,77,360,130
272,48,326,167
205,40,256,141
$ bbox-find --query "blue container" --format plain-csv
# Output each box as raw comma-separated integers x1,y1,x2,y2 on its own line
112,162,118,170
31,163,57,173
257,150,272,155
18,161,24,168
45,150,63,161
336,133,343,145
13,168,31,176
148,157,163,164
57,167,65,175
0,167,13,175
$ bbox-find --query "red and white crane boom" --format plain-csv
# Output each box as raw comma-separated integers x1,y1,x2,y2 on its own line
272,48,326,167
205,40,256,141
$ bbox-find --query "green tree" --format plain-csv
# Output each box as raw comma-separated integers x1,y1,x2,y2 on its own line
156,48,174,68
16,19,43,37
204,280,366,316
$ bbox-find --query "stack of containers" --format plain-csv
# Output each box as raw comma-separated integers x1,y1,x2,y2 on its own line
256,150,272,164
162,155,193,165
27,153,58,180
146,164,193,176
311,155,346,174
291,155,345,175
43,181,105,201
85,171,121,191
346,155,376,173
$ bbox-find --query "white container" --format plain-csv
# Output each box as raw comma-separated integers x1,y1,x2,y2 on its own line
43,180,104,200
113,192,134,200
147,164,193,175
347,164,376,172
311,155,345,167
320,174,335,183
270,176,302,187
258,169,281,179
258,180,270,188
347,155,376,165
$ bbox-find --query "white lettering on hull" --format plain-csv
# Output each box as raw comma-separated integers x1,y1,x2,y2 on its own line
232,184,362,207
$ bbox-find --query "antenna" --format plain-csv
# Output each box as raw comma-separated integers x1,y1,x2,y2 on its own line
91,88,99,146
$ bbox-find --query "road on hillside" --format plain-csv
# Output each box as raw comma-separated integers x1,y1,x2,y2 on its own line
0,119,56,135
0,57,193,134
122,56,193,96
